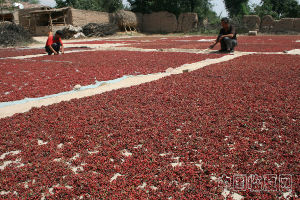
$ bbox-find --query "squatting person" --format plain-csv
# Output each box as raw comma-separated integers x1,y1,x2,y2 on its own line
45,30,64,55
209,17,237,53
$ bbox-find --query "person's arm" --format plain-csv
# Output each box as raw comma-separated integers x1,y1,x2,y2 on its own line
48,45,58,55
209,41,218,49
59,38,64,54
219,26,235,39
219,33,234,40
209,33,222,49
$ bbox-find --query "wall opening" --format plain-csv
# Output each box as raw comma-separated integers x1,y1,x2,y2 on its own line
0,13,14,22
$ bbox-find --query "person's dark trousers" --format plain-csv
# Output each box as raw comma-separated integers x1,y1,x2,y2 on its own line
220,37,237,51
45,43,61,55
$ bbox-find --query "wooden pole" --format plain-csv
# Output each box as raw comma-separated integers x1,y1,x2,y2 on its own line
34,14,36,34
0,0,3,22
49,13,52,32
63,11,66,25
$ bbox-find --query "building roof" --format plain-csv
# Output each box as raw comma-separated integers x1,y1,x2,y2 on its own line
29,7,70,15
0,10,14,15
21,2,47,9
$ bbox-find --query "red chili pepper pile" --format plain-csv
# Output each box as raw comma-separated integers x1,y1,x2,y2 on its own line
123,36,300,52
0,51,222,102
0,47,87,58
0,54,298,199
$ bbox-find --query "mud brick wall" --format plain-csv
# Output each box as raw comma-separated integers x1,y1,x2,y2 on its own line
13,11,19,24
260,15,275,32
135,12,143,32
261,15,300,33
272,18,294,32
143,11,177,33
243,15,261,31
35,26,50,36
19,8,43,29
177,12,198,33
244,15,300,33
71,8,113,27
294,18,300,32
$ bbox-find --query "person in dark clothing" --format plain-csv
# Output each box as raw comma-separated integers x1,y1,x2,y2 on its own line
45,30,64,55
209,17,237,53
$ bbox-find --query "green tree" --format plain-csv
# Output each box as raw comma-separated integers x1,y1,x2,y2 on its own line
55,0,122,12
223,0,250,17
128,0,212,19
127,0,153,13
102,0,123,12
55,0,78,8
251,0,300,19
189,0,212,20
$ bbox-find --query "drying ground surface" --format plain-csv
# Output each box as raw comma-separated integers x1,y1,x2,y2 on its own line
66,35,300,52
104,35,300,52
0,51,222,102
0,47,89,58
0,35,299,199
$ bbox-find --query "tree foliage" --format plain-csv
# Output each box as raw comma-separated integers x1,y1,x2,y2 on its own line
127,0,152,13
223,0,250,17
55,0,123,12
127,0,213,20
251,0,300,19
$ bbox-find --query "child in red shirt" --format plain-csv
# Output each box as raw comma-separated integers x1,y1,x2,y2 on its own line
45,30,64,55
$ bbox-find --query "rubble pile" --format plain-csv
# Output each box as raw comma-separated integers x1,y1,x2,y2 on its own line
61,25,85,39
0,22,33,47
82,23,119,37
